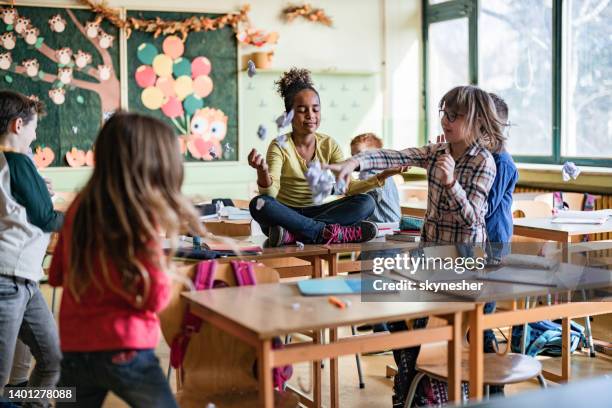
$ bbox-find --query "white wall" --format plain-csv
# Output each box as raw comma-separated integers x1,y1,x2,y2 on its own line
17,0,422,197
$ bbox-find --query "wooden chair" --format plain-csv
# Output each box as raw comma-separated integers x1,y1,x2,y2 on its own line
511,200,552,218
405,342,546,406
158,262,299,408
534,192,587,211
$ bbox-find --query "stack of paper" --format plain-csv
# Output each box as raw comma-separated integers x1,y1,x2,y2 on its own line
552,210,612,225
375,222,399,237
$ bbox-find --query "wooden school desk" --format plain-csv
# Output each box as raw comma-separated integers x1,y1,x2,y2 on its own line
513,218,612,245
174,235,330,279
400,200,427,218
464,263,612,401
182,279,473,408
323,238,421,275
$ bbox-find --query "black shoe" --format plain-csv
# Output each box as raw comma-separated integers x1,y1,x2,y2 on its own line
268,226,296,247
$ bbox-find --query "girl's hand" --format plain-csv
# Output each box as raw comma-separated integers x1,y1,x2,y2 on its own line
325,159,360,187
437,154,456,186
248,148,268,173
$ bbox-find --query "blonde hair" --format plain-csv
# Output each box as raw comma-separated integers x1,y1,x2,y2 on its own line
68,112,204,306
350,133,383,149
439,86,506,154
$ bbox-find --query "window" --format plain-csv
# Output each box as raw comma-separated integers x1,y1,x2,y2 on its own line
423,0,612,167
427,18,469,142
479,0,552,156
561,0,612,159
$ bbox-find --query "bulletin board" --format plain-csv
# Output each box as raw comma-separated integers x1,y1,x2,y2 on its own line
0,4,239,167
0,4,120,168
126,10,238,162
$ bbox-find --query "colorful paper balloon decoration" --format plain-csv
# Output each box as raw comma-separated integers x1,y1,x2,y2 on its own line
193,75,213,98
137,43,158,65
162,36,184,60
141,86,165,110
161,96,184,119
191,56,211,78
173,57,191,77
135,65,156,88
174,75,193,101
183,94,204,115
152,54,173,77
156,76,176,98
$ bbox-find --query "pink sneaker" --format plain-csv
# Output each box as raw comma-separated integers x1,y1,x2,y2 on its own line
322,221,378,244
268,226,296,247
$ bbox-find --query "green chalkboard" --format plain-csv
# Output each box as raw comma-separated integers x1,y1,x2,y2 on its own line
0,5,120,167
126,10,238,162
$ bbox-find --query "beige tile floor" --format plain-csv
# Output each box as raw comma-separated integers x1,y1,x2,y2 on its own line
38,286,611,407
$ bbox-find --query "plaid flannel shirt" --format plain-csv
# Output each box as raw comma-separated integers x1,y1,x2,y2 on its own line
354,143,496,244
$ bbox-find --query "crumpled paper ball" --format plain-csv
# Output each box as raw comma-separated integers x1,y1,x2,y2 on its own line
562,161,581,182
306,160,336,204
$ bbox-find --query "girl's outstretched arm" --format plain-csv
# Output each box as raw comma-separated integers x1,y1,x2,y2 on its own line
328,144,438,187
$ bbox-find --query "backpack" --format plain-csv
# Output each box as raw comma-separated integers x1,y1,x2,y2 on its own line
511,319,585,356
170,260,293,390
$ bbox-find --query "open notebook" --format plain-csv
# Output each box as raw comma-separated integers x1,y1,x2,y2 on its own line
297,279,362,296
552,209,612,225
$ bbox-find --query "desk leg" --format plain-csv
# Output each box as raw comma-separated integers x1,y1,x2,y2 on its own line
328,254,338,277
469,303,484,401
447,311,462,403
312,255,322,279
313,329,323,408
258,339,274,408
330,328,339,408
562,317,571,382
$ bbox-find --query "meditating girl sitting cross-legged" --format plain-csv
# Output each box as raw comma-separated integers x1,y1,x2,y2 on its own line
248,68,404,247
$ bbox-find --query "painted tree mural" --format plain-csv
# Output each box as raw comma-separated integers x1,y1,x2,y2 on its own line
0,6,120,167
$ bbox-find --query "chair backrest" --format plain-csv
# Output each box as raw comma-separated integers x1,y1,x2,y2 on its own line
511,200,552,218
398,186,428,202
158,262,280,403
534,192,585,210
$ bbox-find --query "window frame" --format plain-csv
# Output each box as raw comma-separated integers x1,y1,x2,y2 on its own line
421,0,612,167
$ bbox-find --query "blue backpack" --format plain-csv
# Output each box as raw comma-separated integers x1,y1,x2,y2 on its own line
511,320,585,356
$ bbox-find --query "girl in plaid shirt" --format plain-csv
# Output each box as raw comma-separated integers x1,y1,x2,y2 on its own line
329,85,504,245
329,85,506,407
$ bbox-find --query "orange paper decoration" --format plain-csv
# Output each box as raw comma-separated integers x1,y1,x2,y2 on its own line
33,146,55,168
65,147,87,167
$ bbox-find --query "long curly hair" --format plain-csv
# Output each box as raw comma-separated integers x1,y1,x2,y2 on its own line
68,112,205,307
275,67,320,112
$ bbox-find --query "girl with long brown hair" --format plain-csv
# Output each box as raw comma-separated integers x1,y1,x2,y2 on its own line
49,112,204,408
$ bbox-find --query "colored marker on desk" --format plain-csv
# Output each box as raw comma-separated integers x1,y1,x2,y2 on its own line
328,296,346,309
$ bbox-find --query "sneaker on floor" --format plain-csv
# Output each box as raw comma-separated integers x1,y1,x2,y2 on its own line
268,226,296,247
322,221,378,244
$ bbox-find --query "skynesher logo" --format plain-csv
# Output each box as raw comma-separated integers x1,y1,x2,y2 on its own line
372,254,486,275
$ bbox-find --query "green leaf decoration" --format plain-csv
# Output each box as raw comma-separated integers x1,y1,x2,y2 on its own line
5,75,12,83
35,37,44,49
57,82,65,89
38,71,45,79
76,95,84,104
6,25,13,31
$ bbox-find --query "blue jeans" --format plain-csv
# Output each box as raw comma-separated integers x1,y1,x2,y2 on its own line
0,275,61,408
249,194,375,243
56,349,177,408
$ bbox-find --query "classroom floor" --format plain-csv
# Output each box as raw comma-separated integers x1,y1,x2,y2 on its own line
105,325,611,408
40,287,611,407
